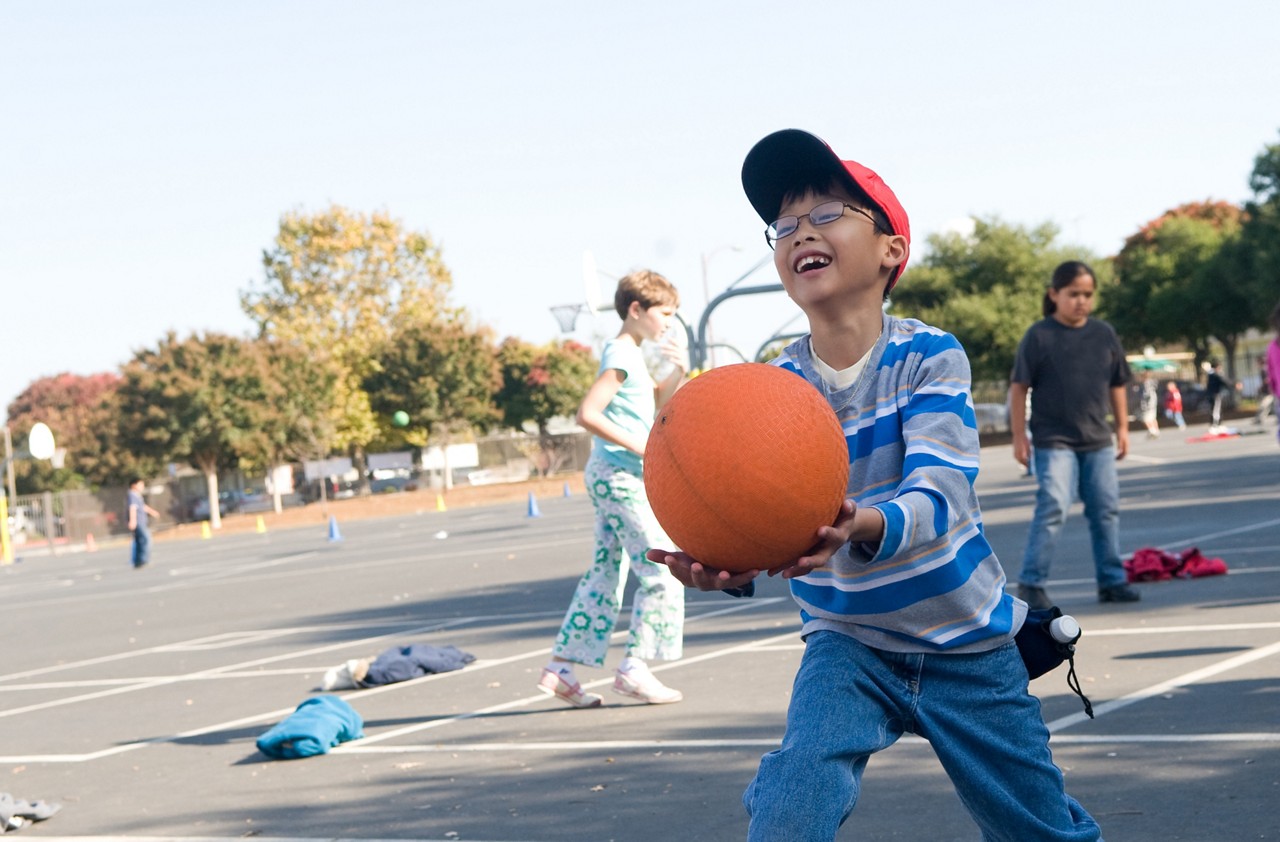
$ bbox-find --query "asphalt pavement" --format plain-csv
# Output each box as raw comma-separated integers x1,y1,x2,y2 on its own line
2,419,1278,841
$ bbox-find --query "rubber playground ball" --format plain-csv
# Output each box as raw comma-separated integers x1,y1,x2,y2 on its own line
643,363,849,573
392,410,410,427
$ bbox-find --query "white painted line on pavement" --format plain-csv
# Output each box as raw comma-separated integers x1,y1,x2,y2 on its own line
1047,638,1280,732
0,597,786,764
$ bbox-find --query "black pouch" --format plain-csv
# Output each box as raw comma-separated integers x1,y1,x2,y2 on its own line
1015,606,1094,718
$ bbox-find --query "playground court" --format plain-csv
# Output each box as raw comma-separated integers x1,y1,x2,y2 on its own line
2,422,1278,841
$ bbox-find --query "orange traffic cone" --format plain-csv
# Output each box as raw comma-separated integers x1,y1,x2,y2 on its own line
85,532,97,552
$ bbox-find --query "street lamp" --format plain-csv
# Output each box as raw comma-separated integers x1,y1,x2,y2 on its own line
701,245,743,368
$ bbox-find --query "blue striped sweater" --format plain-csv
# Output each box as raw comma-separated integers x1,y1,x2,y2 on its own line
772,313,1024,653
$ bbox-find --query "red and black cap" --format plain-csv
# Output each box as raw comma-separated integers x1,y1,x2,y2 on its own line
742,129,911,289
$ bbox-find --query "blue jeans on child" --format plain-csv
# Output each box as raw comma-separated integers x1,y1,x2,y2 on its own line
743,631,1101,841
1020,445,1125,590
132,526,151,568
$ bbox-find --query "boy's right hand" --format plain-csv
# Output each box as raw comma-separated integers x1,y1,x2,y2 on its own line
646,549,760,592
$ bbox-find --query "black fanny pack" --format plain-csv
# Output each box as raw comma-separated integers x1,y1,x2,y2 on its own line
1015,606,1094,718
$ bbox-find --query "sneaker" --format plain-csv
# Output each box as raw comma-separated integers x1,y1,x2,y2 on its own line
613,667,683,704
537,668,603,708
1098,583,1141,603
1016,584,1054,610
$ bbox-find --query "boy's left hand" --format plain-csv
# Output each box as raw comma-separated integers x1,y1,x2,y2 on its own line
768,499,858,579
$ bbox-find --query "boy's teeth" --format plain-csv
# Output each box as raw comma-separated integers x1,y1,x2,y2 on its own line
796,255,830,272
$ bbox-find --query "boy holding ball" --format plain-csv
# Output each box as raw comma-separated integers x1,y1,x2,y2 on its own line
649,130,1101,841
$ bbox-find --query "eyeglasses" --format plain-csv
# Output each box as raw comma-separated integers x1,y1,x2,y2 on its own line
766,201,879,249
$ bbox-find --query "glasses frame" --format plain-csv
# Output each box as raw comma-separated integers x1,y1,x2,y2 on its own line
765,201,881,249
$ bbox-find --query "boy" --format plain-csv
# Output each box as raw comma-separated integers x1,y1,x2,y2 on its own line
538,270,689,707
649,130,1101,840
127,477,160,569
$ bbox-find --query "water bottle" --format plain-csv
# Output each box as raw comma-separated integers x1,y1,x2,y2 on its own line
1048,615,1081,645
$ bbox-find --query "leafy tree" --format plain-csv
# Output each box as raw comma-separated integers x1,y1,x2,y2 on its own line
115,332,273,528
364,317,501,489
4,372,130,492
1111,202,1248,378
240,206,455,458
1242,133,1280,321
889,217,1098,383
495,338,596,475
255,339,340,512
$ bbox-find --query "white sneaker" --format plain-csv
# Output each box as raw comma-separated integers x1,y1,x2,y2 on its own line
537,668,603,708
613,667,683,704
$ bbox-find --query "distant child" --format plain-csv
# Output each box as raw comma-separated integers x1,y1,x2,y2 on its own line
650,130,1101,840
1011,261,1138,608
126,477,160,569
1164,381,1186,429
1139,372,1160,438
539,270,689,707
1205,361,1229,430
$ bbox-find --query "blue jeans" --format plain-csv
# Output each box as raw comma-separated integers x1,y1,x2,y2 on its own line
132,526,151,568
743,632,1100,841
1019,446,1125,590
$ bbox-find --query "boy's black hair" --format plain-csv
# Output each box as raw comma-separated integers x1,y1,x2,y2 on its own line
778,174,892,235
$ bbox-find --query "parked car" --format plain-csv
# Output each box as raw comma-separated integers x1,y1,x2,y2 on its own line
1164,379,1237,417
973,403,1011,435
190,490,244,521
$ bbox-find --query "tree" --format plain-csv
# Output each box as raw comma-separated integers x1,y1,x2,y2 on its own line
115,332,273,529
364,317,501,490
4,372,130,492
1111,202,1248,378
255,339,340,512
495,338,596,475
888,217,1097,384
240,206,455,459
1242,133,1280,321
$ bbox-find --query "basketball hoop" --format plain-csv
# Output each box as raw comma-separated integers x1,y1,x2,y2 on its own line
551,304,585,333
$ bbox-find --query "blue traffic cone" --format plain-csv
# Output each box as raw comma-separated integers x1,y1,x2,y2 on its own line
563,481,572,498
527,492,541,518
327,515,343,542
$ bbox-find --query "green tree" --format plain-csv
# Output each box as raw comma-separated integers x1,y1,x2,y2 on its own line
115,332,273,528
364,317,501,490
495,338,596,475
889,217,1097,384
1111,202,1248,378
240,206,455,459
4,372,131,492
1242,133,1280,321
256,339,340,511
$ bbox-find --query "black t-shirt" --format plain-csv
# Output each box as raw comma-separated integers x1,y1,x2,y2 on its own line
1012,317,1131,451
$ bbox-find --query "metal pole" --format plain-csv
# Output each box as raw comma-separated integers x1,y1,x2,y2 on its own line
3,426,14,507
692,283,785,371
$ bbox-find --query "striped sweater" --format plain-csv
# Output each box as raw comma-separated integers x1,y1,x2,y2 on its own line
772,313,1024,653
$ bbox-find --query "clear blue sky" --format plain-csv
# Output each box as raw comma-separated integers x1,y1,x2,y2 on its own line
3,1,1278,417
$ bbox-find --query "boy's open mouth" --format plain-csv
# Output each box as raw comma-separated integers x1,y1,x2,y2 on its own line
795,254,831,273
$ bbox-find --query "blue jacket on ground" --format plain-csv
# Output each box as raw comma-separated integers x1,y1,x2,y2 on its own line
256,695,363,759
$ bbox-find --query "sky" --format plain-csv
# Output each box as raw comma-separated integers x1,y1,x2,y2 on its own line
3,1,1279,421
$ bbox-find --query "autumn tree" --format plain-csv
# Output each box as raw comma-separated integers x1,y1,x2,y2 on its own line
4,372,134,492
240,206,455,465
115,332,273,529
364,317,501,489
495,338,596,475
1111,202,1248,378
889,217,1099,384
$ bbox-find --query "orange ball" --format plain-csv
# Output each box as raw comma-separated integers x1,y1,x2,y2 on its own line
643,363,849,573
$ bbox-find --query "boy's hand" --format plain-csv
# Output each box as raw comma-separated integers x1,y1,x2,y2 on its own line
768,499,858,579
646,548,760,591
